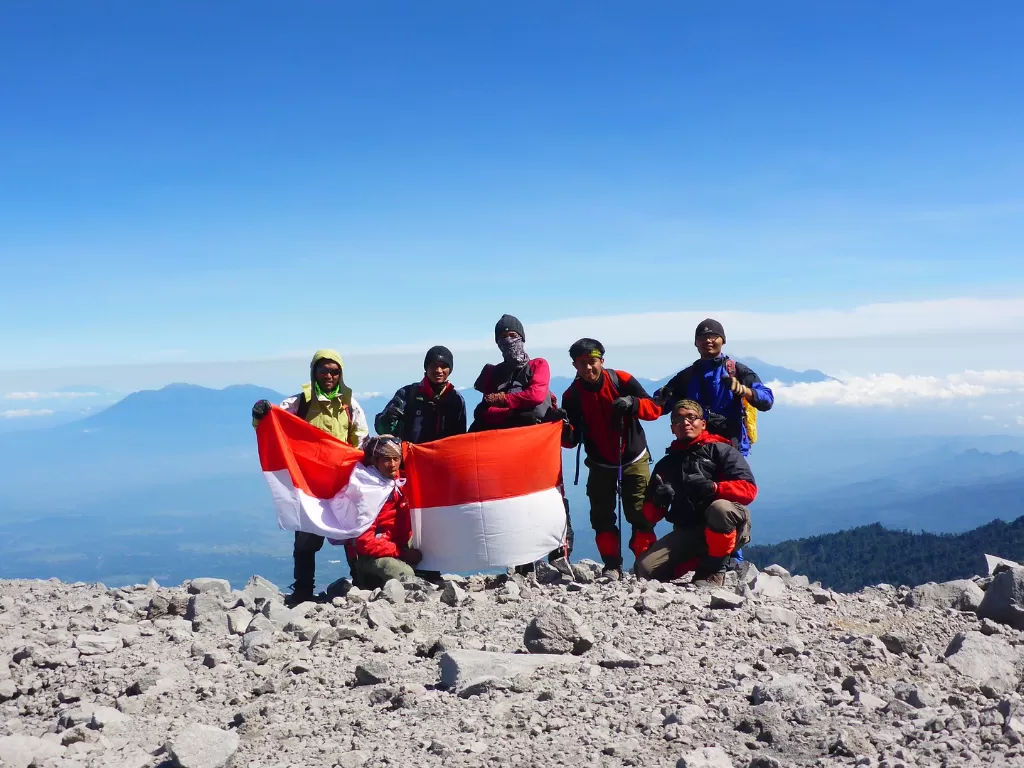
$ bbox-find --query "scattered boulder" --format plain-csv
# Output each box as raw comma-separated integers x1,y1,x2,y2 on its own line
0,735,65,768
440,581,469,608
676,746,735,767
354,660,392,686
905,579,984,612
74,632,121,655
165,724,239,768
944,631,1021,691
985,553,1021,577
186,578,231,596
709,590,745,610
523,603,594,655
438,650,579,690
977,567,1024,629
751,572,787,598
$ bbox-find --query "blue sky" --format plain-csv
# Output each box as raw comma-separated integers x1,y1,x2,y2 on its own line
2,1,1023,373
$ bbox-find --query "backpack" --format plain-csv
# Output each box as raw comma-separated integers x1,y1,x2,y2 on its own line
569,369,623,485
724,359,758,446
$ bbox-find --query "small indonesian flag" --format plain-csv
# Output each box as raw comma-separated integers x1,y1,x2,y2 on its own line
257,409,568,572
403,422,567,572
257,408,395,540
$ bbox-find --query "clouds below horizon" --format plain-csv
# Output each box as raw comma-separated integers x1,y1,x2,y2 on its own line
773,369,1024,408
4,391,100,400
1,409,55,419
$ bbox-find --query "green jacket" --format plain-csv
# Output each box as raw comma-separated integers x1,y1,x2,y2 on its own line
279,349,369,447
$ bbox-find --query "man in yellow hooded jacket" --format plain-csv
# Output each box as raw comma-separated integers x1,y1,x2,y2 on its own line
252,349,369,605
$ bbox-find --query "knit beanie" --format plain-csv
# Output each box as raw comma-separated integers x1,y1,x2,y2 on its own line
423,345,454,371
694,318,726,343
494,314,526,342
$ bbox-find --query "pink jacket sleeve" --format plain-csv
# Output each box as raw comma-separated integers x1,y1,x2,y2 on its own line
505,359,550,410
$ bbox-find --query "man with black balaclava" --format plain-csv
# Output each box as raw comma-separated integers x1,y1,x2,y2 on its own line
251,349,369,605
470,314,552,431
374,345,466,443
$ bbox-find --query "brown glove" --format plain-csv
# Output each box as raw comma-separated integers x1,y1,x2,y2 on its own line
484,392,508,406
724,376,752,399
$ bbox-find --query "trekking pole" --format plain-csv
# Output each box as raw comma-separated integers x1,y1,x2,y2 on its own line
616,427,624,565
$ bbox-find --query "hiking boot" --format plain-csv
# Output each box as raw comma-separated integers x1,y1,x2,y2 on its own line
692,570,727,588
284,587,315,607
602,565,623,581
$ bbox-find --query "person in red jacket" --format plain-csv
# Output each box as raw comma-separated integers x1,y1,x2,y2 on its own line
344,435,423,588
636,399,756,586
470,314,553,430
561,338,661,578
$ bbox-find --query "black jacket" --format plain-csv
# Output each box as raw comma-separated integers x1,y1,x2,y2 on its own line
374,379,467,444
646,433,757,529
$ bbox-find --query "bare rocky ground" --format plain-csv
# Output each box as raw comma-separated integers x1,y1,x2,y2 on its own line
3,556,1024,768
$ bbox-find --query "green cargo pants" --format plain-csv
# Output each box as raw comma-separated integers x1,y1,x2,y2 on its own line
586,452,653,567
351,556,416,590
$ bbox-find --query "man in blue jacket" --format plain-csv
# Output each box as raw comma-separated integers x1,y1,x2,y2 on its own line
654,319,773,457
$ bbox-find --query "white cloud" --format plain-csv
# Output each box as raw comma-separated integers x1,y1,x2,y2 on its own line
774,369,1024,407
340,296,1024,354
5,391,100,400
1018,416,1024,427
1,409,55,418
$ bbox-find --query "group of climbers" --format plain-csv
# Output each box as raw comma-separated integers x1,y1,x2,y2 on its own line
251,314,773,602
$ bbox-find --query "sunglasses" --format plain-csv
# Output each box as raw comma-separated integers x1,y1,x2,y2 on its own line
672,413,704,424
316,367,342,376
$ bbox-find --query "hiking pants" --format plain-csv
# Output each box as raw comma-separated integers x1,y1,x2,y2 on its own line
587,453,652,567
352,556,416,590
293,532,325,594
635,500,751,582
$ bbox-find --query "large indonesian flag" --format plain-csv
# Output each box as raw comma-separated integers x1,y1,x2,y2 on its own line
257,409,567,572
404,422,567,572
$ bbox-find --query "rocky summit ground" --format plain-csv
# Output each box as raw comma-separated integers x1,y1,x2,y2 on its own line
4,556,1024,768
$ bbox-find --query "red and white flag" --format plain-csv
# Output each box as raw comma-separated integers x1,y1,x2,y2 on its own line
258,409,568,572
257,408,397,540
403,422,567,572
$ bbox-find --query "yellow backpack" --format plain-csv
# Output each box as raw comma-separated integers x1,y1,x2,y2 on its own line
725,359,758,445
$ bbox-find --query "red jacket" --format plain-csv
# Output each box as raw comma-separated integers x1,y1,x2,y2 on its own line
474,358,551,427
345,488,412,559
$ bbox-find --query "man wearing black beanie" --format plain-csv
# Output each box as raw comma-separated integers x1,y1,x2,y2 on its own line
374,345,467,444
654,318,774,457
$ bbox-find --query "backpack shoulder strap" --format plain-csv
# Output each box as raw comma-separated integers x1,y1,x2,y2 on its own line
724,357,737,378
295,391,310,421
605,368,621,396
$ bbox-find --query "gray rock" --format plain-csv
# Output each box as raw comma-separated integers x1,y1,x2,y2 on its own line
944,630,1021,691
354,660,392,685
336,750,372,768
788,574,810,588
241,630,274,663
709,590,745,609
978,567,1024,629
891,681,939,709
762,564,791,578
676,746,735,767
755,606,799,626
226,608,252,635
0,735,65,768
245,614,274,634
524,603,594,655
985,554,1021,576
362,602,399,631
457,676,512,698
165,724,239,768
187,578,231,596
74,632,121,655
89,705,130,729
906,579,985,612
751,572,787,598
599,644,641,669
243,575,283,606
635,594,673,614
441,581,469,607
0,678,16,701
880,630,913,655
810,587,835,605
147,594,171,619
380,579,406,604
261,600,296,629
750,674,811,704
185,593,227,625
855,690,888,711
438,649,579,690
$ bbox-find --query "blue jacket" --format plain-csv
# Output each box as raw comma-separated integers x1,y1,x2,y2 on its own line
656,356,773,456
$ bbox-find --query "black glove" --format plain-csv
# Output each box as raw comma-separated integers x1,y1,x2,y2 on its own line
382,403,404,422
611,396,638,419
651,476,675,508
560,419,574,445
683,473,716,499
252,400,272,421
